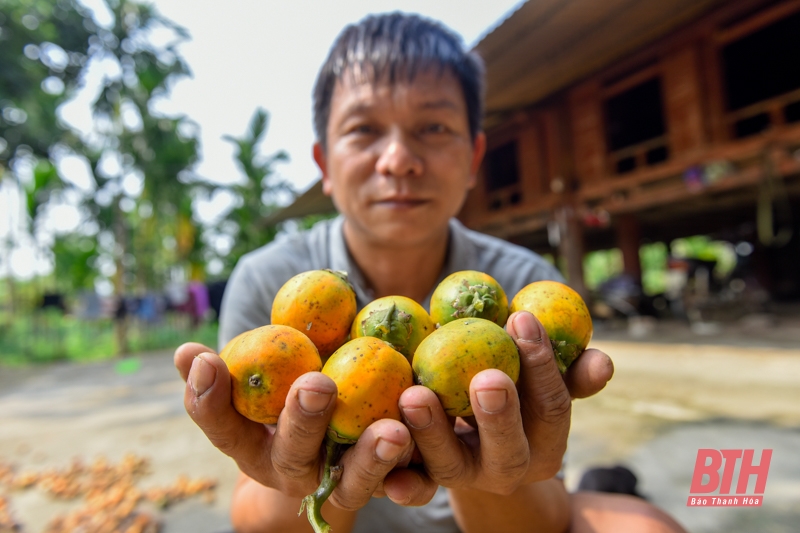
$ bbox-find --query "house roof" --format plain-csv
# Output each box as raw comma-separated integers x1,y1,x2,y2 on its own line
474,0,726,126
266,0,727,225
262,179,335,226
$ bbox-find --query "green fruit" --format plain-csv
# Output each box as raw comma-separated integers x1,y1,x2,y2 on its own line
351,295,435,361
430,270,509,327
412,317,519,417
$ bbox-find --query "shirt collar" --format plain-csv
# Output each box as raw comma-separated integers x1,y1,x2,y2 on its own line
328,216,477,310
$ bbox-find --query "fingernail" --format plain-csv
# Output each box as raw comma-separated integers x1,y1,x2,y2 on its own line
513,312,541,342
298,389,333,413
189,355,216,397
476,389,507,413
402,406,432,429
375,438,404,462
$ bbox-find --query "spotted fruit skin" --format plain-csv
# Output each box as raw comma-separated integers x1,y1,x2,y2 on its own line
509,280,593,373
322,336,413,444
219,325,322,424
412,317,519,417
430,270,509,327
350,295,435,362
271,270,357,359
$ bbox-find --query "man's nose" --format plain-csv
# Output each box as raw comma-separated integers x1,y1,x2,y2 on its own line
375,133,423,178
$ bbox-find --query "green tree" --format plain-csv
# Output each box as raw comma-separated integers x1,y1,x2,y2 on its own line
79,0,201,353
0,0,97,311
1,0,203,354
216,108,291,274
0,0,95,165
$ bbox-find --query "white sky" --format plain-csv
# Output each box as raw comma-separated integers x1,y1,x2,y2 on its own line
1,0,524,280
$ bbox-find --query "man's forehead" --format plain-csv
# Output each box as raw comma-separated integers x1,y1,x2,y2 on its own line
331,67,465,110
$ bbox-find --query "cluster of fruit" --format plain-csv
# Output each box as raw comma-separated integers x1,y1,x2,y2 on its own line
219,269,592,533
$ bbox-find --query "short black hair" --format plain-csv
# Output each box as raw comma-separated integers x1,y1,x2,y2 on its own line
312,12,485,149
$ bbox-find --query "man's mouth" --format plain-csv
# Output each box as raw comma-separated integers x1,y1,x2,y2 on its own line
374,197,428,208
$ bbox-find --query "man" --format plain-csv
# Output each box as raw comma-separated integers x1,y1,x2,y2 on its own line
174,12,686,533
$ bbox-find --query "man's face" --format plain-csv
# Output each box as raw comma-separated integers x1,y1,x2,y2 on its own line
314,68,485,250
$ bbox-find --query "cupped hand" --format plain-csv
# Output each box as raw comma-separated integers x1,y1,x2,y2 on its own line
174,343,416,509
385,311,613,502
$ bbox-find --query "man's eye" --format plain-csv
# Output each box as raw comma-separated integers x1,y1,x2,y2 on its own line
423,124,447,134
351,124,375,135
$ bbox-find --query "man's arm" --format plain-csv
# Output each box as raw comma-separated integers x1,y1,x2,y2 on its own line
449,478,570,533
231,473,358,533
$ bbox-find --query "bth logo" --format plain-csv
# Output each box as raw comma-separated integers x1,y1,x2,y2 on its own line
687,449,772,507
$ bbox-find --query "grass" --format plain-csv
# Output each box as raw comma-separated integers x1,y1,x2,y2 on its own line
0,310,218,366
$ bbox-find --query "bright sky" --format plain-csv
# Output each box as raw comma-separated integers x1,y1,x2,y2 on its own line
1,0,524,280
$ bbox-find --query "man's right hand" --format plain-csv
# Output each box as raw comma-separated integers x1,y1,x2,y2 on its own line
173,343,421,510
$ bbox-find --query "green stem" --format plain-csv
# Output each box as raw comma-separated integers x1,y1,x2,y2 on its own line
300,437,346,533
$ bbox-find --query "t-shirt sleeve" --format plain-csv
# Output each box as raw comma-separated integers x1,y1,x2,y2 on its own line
217,254,274,350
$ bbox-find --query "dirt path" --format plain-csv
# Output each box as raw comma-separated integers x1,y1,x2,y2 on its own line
0,338,798,532
0,353,239,533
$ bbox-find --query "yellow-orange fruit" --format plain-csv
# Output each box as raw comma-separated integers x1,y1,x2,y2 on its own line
322,336,413,444
350,295,435,362
509,280,593,374
412,318,519,417
219,325,322,424
271,270,357,359
430,270,509,327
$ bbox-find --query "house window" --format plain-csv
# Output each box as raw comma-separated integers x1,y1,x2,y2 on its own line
603,77,669,174
486,141,520,191
721,9,800,138
485,141,521,211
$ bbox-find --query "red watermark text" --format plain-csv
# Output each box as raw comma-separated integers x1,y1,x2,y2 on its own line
687,449,771,507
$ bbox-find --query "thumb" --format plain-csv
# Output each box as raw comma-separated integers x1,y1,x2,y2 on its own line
506,310,571,438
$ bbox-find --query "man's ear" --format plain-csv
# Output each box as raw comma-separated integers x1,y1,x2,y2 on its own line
467,131,487,190
313,142,332,196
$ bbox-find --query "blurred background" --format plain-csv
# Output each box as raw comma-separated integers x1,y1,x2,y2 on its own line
1,0,799,532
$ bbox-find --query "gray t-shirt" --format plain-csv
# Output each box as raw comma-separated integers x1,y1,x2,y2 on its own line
218,215,564,533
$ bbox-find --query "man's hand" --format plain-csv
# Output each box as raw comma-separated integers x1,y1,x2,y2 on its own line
383,310,613,503
174,344,417,511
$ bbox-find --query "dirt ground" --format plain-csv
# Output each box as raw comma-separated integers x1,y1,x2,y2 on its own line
0,318,798,532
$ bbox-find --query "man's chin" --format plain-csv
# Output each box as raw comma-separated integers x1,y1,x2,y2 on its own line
358,219,449,247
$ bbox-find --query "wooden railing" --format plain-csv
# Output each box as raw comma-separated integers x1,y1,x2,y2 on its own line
607,135,669,175
725,87,800,137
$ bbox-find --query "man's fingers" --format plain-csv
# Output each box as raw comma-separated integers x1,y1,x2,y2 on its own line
270,373,336,495
564,348,614,399
183,352,270,467
469,369,530,493
328,419,413,511
506,311,571,480
175,342,215,382
399,385,470,488
383,467,439,506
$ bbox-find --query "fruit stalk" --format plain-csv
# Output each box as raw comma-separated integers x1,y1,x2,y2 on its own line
300,436,346,533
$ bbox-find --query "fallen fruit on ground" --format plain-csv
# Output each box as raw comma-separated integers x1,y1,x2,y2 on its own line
350,295,435,361
509,280,593,373
300,336,413,533
412,317,520,417
219,324,322,424
271,269,357,359
429,270,509,327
